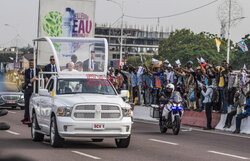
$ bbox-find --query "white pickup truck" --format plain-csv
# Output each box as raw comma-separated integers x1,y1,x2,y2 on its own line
29,37,133,148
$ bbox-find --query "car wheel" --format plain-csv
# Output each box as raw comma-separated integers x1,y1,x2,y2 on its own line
115,135,131,148
20,106,25,110
92,139,104,142
31,114,44,142
50,116,64,148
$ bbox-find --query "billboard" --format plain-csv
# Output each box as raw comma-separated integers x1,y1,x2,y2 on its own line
37,0,96,65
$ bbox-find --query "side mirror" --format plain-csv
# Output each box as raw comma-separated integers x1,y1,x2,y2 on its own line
120,90,128,99
39,89,50,96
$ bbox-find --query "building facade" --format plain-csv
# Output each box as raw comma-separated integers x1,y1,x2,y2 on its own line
94,25,170,67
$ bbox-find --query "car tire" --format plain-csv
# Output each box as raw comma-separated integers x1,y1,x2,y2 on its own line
92,139,104,142
115,135,131,148
50,116,64,148
31,114,44,142
20,106,25,110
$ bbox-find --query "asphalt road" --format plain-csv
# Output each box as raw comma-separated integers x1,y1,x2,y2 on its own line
0,108,250,161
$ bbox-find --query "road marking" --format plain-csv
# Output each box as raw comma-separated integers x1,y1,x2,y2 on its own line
72,151,101,160
190,128,250,139
149,139,179,146
134,120,250,139
6,130,20,135
208,150,249,160
8,111,16,114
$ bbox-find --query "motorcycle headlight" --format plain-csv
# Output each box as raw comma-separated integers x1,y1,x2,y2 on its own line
178,103,181,107
122,108,132,117
173,103,177,107
57,107,72,117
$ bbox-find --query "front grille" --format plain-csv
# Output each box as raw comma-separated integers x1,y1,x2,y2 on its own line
74,113,95,118
2,95,20,101
75,105,95,110
73,104,121,120
101,113,121,118
101,105,119,110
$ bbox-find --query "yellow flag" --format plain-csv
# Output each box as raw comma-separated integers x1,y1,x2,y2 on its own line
215,38,221,52
127,90,130,99
51,90,55,98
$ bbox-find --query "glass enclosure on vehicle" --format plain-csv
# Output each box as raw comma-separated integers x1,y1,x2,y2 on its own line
35,37,108,75
56,79,116,95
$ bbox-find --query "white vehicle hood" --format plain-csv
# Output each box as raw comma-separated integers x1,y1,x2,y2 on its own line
54,94,128,108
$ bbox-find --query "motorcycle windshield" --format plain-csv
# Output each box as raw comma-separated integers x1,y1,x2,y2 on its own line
173,92,182,103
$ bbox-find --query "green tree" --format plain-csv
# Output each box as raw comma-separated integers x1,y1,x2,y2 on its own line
158,29,229,67
126,55,153,67
0,53,16,63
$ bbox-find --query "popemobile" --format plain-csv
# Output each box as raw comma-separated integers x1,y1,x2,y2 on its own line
28,37,133,148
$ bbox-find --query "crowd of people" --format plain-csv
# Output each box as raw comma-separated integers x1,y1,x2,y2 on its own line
20,55,250,133
107,57,250,132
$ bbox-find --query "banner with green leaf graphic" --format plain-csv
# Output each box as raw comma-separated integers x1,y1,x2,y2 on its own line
37,0,96,65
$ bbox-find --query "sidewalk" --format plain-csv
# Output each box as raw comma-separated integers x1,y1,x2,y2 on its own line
133,105,250,135
133,105,221,128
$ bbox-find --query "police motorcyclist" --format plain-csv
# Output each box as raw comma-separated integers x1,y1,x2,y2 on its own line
159,83,183,119
160,83,182,104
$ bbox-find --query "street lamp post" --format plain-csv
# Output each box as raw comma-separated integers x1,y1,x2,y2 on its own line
106,0,124,66
226,0,232,64
4,24,19,63
225,16,245,64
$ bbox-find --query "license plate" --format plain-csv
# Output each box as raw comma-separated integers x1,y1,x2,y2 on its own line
7,101,16,104
93,124,105,130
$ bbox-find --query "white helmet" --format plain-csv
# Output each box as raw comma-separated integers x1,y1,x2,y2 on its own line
166,83,175,92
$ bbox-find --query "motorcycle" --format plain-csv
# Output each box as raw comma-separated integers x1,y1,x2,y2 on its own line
159,100,183,135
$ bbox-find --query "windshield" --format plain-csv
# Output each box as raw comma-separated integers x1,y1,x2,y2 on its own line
0,82,20,92
56,78,116,95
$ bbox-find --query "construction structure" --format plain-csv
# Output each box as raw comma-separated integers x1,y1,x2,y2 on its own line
94,24,170,67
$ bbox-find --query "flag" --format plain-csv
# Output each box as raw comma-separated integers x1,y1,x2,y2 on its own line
243,64,247,70
197,57,201,63
200,57,205,63
215,38,221,52
175,59,181,66
152,58,158,64
138,66,144,74
236,41,248,52
242,64,247,84
164,60,169,64
140,54,143,63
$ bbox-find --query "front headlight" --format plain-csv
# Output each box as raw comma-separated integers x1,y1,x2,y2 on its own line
57,107,72,117
122,108,132,117
20,95,24,99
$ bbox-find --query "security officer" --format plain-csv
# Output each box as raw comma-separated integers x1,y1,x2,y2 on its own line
43,55,56,83
21,59,39,122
